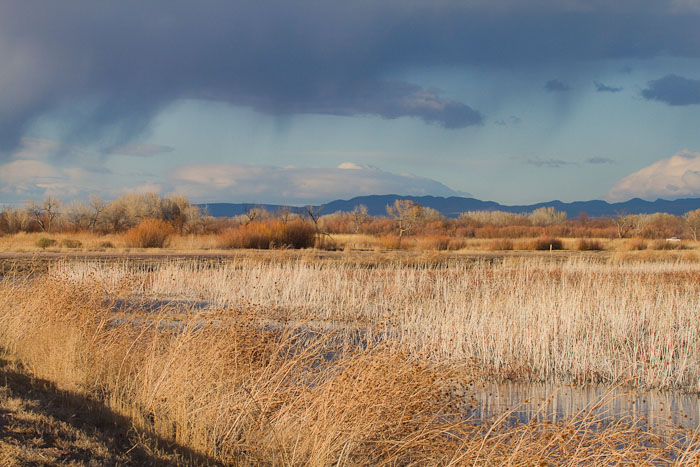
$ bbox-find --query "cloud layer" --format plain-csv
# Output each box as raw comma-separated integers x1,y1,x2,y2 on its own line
642,75,700,105
608,150,700,201
169,163,466,204
2,0,700,153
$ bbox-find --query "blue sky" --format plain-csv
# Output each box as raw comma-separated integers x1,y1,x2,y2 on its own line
2,1,700,205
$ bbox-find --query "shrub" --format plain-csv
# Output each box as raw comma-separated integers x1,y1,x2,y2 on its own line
532,237,563,251
416,235,451,251
488,239,514,251
621,238,647,251
447,237,467,250
60,238,82,249
280,220,316,249
575,239,603,251
649,239,685,250
124,218,174,248
377,234,409,250
35,237,57,249
218,220,315,250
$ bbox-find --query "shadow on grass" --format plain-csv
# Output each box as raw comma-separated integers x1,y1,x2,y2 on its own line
0,358,222,466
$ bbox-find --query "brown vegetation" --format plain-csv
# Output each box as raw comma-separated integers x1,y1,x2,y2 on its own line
2,256,700,464
218,219,316,249
124,218,175,248
2,194,700,254
575,238,604,251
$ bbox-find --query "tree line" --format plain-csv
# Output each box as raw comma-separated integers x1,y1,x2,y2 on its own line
2,195,700,241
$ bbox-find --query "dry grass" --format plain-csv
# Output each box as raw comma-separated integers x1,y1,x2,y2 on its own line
488,238,514,251
2,261,700,464
49,256,700,391
1,229,699,257
575,238,605,251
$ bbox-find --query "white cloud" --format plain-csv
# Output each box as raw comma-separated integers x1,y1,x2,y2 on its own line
0,157,159,202
337,162,363,170
608,150,700,201
10,138,90,160
169,163,467,204
0,156,467,205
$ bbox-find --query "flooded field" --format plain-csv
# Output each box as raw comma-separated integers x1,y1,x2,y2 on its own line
3,253,700,463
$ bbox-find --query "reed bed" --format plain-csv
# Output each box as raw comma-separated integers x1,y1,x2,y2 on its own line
50,256,700,392
1,267,700,464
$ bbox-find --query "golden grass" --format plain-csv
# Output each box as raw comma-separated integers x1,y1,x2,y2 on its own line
1,230,699,257
2,263,700,464
49,256,700,390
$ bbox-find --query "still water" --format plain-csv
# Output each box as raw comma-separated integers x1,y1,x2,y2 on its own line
467,381,700,433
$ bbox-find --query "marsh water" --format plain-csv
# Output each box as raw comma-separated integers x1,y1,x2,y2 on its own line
102,296,700,434
467,381,700,434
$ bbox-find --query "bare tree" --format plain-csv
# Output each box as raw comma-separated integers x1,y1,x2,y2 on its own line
528,206,567,226
685,209,700,241
44,197,62,233
65,200,92,231
305,205,336,248
26,200,45,231
103,200,127,232
277,206,293,225
350,204,369,233
120,192,161,227
305,205,322,238
242,205,267,226
614,212,635,239
1,207,29,233
386,200,424,246
88,195,106,233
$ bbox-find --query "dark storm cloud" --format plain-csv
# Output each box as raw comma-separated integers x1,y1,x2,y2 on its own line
594,81,623,93
641,74,700,105
544,80,570,92
2,0,700,154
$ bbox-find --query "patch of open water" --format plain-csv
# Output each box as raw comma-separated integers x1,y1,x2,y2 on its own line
468,381,700,434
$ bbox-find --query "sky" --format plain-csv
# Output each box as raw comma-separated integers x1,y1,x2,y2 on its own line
3,0,700,206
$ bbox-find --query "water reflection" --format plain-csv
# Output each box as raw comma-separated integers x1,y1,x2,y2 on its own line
468,382,700,433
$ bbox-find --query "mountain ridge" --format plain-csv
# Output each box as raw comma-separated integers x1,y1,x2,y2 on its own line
198,195,700,219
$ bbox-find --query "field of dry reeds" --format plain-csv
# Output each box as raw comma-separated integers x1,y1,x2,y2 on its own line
2,253,700,464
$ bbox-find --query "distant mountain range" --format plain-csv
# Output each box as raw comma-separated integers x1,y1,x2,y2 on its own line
198,195,700,219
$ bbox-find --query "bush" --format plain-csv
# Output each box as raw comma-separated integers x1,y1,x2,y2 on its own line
531,237,563,251
218,220,315,249
60,239,82,249
36,237,57,249
124,218,174,248
649,239,685,250
488,239,514,251
416,235,451,251
377,234,407,250
621,238,647,251
447,237,467,250
575,239,603,251
279,220,316,249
